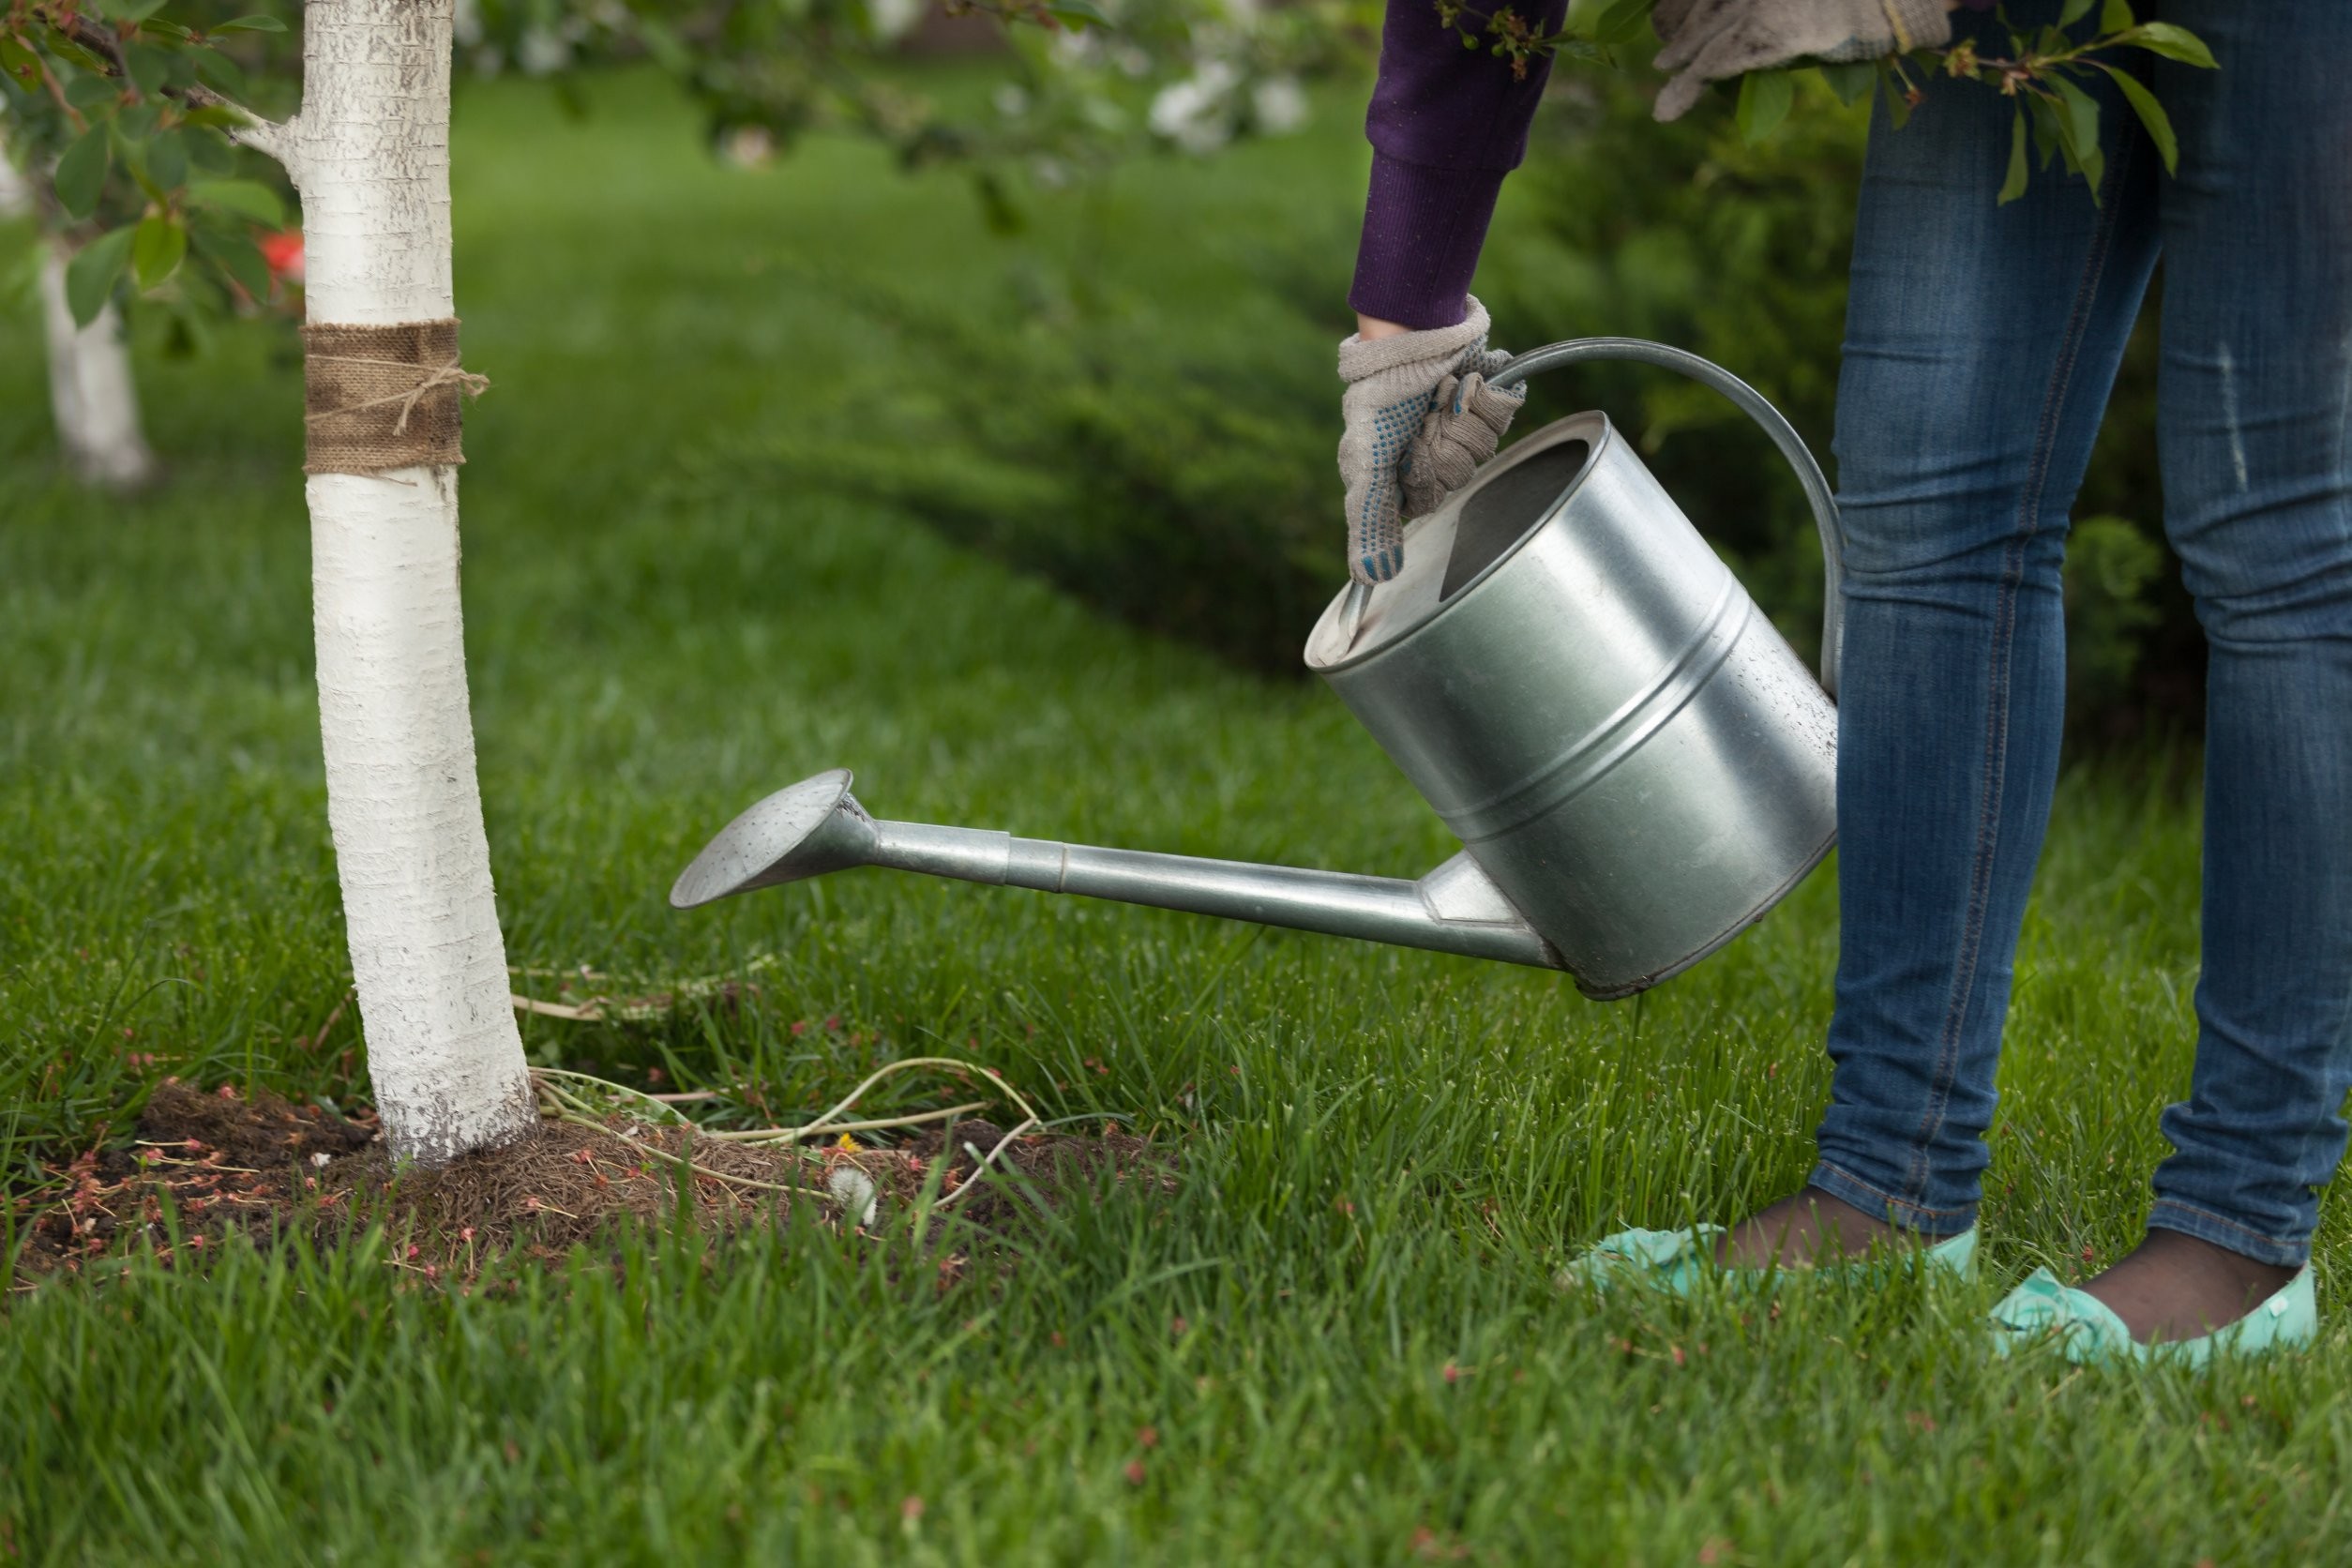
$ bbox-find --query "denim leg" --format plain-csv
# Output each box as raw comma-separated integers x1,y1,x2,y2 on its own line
1806,24,2160,1234
2143,0,2352,1269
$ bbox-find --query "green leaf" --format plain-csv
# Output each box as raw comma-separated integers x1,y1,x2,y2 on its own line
131,213,187,290
1817,61,1876,106
145,129,188,191
2050,73,2102,159
65,225,135,326
2097,65,2178,173
2041,79,2106,196
43,26,110,75
2112,22,2217,68
192,47,245,98
972,170,1024,237
191,222,270,299
65,72,121,111
53,126,111,219
1045,0,1110,31
1998,110,2029,204
2028,95,2059,169
160,291,218,355
1734,69,1794,145
2082,141,2106,197
188,177,285,226
96,0,169,21
1,33,45,95
122,142,166,204
207,14,287,33
1882,66,1914,130
2099,0,2134,32
1592,0,1654,48
123,42,171,97
187,127,236,173
2058,0,2097,28
116,101,160,139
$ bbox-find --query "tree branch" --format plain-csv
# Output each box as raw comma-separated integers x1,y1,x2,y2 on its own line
43,5,128,77
181,84,298,171
29,8,298,170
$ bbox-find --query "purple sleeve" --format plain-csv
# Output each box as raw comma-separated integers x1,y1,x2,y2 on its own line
1349,0,1571,330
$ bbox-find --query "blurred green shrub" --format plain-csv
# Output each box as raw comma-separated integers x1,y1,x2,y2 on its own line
726,66,2197,737
2066,514,2166,723
689,261,1347,671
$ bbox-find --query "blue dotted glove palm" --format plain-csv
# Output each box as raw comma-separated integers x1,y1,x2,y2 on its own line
1335,297,1526,585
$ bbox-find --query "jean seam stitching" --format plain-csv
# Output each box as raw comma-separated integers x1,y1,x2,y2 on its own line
1814,1160,1976,1227
2147,1198,2298,1255
1904,135,2136,1206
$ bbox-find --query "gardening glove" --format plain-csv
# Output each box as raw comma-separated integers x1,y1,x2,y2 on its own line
1337,296,1527,585
1651,0,1952,122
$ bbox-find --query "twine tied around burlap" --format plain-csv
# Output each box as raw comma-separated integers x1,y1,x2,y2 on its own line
302,318,489,475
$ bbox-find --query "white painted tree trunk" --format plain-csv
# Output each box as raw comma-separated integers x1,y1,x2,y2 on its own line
247,0,535,1164
0,145,155,489
37,247,158,490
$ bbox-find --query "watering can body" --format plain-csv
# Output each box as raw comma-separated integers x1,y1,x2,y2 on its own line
1304,406,1835,997
671,339,1844,1000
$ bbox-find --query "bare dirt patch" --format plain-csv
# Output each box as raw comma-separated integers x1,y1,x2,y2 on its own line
12,1080,1174,1288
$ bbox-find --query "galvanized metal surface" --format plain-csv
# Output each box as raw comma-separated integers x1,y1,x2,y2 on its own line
1304,342,1841,996
1485,336,1844,693
669,770,1566,970
671,339,1844,1001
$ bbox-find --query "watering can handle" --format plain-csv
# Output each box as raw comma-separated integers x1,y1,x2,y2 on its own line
1489,338,1845,700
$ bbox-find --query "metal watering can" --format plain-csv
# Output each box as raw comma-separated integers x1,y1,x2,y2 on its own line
670,339,1844,999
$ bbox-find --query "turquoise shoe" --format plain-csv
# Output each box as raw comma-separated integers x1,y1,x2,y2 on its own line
1558,1223,1979,1297
1988,1265,2314,1366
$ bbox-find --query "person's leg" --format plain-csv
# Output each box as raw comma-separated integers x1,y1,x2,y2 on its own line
2074,0,2352,1340
1723,11,2162,1266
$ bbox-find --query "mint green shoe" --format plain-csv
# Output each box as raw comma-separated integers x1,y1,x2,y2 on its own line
1988,1265,2315,1366
1557,1223,1979,1297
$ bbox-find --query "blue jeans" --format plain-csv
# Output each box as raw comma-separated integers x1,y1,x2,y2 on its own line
1810,0,2352,1267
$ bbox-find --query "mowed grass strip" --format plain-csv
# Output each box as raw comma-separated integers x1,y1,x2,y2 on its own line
5,68,2349,1563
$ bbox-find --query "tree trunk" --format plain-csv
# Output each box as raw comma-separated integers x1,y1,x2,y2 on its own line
252,0,535,1164
0,144,156,489
37,246,158,490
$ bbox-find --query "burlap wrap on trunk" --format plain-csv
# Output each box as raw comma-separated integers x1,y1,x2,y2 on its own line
302,318,488,475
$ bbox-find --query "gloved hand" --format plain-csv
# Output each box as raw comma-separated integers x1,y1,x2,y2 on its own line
1337,296,1527,585
1651,0,1952,122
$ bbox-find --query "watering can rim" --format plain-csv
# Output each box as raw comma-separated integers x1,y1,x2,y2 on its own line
1303,411,1612,675
1313,336,1845,696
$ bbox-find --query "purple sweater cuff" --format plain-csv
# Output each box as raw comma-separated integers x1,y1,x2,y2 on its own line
1348,152,1506,330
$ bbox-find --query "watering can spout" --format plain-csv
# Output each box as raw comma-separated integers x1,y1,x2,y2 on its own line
670,770,1568,972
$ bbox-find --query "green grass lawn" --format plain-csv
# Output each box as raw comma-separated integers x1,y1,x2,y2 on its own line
7,67,2350,1565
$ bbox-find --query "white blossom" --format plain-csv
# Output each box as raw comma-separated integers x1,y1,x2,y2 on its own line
1250,74,1309,135
867,0,926,43
1149,58,1242,155
517,25,571,77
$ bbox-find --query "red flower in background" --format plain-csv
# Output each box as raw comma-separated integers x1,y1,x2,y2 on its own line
258,229,304,285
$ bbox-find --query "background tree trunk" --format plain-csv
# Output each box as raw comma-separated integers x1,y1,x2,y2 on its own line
255,0,535,1164
37,246,158,490
0,145,155,490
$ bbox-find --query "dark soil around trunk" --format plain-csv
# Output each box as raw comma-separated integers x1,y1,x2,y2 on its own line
11,1080,1174,1289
